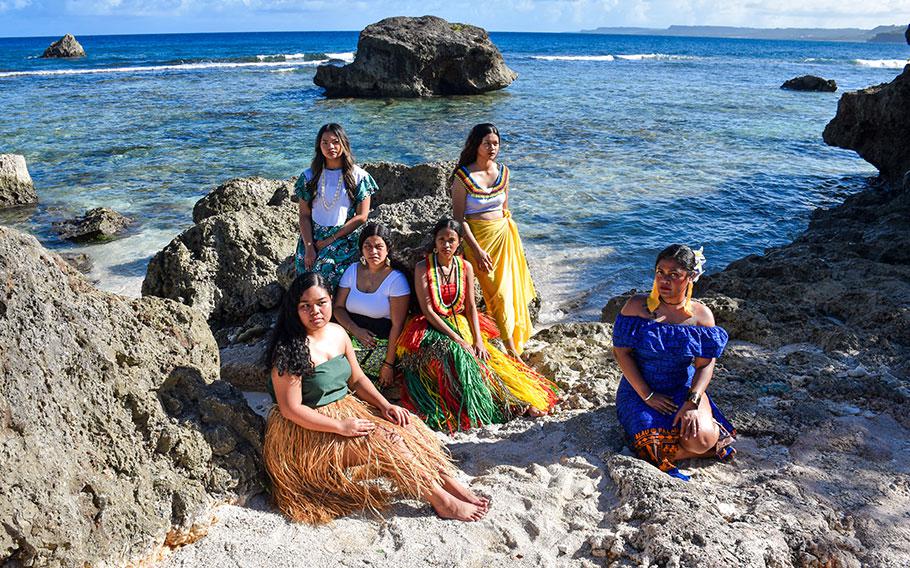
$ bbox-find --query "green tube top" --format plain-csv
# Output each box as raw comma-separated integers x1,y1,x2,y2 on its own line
269,354,352,408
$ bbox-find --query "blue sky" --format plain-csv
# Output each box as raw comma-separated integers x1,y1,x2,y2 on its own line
1,0,908,38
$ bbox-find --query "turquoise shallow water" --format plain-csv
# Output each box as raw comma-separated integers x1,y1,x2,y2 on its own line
0,31,907,320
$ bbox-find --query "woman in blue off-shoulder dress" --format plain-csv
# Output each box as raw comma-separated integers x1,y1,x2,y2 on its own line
612,244,735,480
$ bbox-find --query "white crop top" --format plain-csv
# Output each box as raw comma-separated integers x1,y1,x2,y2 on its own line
338,264,410,319
464,191,507,215
456,164,509,216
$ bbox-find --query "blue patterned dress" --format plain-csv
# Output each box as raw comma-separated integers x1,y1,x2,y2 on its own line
613,313,735,473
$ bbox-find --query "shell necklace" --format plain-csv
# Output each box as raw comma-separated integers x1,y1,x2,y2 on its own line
320,168,345,210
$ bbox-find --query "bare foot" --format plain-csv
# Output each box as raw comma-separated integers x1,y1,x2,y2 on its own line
442,474,489,509
525,406,546,418
431,493,488,522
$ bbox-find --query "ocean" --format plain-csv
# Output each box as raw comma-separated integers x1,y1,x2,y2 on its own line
0,31,906,321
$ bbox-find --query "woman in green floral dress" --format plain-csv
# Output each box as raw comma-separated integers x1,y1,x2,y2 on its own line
295,123,379,290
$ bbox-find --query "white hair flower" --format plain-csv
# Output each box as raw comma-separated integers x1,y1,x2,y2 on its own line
691,247,706,282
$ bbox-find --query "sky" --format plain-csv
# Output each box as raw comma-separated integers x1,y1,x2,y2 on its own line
0,0,909,38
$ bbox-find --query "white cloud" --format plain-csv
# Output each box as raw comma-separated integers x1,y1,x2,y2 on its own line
0,0,32,12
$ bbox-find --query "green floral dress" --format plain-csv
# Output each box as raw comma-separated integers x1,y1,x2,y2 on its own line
294,165,379,290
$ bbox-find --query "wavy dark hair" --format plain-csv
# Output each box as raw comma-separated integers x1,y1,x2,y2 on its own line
265,272,332,378
655,244,696,271
305,123,358,202
425,217,464,255
454,123,500,176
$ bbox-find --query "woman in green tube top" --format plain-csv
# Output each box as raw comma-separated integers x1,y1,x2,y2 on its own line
262,272,489,525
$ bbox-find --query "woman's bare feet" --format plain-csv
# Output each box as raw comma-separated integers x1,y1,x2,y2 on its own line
441,474,489,509
525,405,546,418
430,491,488,522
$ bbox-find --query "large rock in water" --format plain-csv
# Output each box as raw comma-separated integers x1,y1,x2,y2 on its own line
0,227,264,566
0,154,37,209
41,33,86,58
781,75,837,92
313,16,517,97
823,58,910,183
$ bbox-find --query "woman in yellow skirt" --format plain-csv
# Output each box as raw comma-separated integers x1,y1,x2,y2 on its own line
263,272,489,524
451,123,536,358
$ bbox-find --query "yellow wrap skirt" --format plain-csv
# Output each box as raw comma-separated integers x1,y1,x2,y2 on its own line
464,211,536,354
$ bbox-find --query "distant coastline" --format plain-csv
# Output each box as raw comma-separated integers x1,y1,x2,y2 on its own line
580,24,908,43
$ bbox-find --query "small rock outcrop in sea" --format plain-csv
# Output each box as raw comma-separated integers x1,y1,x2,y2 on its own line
781,75,837,92
823,32,910,183
0,154,37,209
313,16,517,97
53,207,133,241
41,33,86,58
0,226,264,566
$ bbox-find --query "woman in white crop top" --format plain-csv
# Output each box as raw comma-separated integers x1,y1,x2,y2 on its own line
451,123,537,361
334,223,411,386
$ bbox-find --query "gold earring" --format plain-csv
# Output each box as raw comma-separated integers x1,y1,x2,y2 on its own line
385,258,391,267
360,256,367,265
433,247,438,254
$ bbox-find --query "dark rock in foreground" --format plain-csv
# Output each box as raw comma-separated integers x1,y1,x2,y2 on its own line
53,207,133,241
0,154,37,209
698,177,910,364
781,75,837,92
0,227,264,566
314,16,517,97
823,66,910,184
41,33,86,58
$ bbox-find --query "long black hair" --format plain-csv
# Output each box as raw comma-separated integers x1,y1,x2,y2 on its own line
305,123,358,202
358,222,415,294
265,272,332,378
454,123,500,175
655,244,696,271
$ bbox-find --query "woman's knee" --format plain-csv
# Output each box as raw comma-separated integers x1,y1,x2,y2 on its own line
679,420,718,453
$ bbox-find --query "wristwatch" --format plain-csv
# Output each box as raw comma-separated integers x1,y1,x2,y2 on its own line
687,389,702,406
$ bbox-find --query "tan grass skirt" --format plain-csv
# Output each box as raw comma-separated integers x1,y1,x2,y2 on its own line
263,394,454,525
